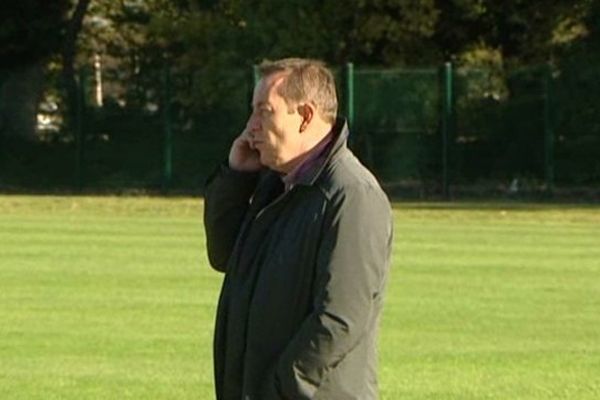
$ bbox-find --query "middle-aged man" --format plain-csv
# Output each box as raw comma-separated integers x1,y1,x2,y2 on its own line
204,58,393,400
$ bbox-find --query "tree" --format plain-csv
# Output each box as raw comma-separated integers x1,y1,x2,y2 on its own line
61,0,92,138
432,0,591,65
0,0,71,140
553,0,600,183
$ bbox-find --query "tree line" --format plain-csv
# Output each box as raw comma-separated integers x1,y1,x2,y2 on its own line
0,0,598,141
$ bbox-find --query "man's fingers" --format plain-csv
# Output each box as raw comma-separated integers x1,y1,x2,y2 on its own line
241,129,256,150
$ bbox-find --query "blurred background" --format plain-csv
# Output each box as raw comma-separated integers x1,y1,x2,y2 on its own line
1,0,599,199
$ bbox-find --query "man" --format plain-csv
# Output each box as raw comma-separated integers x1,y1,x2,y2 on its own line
204,58,392,400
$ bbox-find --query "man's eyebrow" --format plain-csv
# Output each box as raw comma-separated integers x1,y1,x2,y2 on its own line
252,101,271,109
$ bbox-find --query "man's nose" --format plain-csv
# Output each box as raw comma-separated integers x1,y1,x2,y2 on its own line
247,114,261,132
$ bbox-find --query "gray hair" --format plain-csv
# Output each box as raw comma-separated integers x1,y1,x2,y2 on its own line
258,58,338,124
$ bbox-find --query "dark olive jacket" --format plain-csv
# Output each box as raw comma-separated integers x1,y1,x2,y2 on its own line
204,119,392,400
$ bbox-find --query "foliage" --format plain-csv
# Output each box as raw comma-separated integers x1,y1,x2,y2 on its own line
2,0,599,188
19,0,592,131
552,0,600,183
433,0,591,65
0,0,71,68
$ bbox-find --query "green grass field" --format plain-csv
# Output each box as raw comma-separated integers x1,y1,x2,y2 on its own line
1,196,599,399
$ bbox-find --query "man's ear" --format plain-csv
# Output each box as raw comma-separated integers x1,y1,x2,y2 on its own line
297,103,314,133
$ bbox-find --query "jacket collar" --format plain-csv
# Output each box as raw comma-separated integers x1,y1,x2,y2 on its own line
293,117,349,187
262,117,349,189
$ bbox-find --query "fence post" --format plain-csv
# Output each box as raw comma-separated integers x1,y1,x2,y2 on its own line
76,69,88,190
345,62,355,129
251,64,260,111
441,62,454,199
0,71,6,167
253,64,261,88
543,64,555,193
162,62,173,190
346,62,369,162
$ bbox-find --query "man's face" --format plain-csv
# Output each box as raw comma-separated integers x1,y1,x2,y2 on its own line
247,73,304,173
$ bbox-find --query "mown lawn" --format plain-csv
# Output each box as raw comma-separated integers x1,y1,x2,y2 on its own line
0,196,598,399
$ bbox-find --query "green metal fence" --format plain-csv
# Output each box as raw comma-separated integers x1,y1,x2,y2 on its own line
1,61,599,197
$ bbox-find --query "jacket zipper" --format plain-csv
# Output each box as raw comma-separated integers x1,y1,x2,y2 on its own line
254,186,293,221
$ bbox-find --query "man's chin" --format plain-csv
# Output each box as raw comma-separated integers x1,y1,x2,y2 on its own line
258,154,272,170
261,158,284,172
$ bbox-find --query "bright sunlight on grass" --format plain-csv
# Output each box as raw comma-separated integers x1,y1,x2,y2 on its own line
1,196,599,399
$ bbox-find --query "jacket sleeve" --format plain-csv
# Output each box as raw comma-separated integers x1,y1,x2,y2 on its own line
272,184,393,399
203,163,259,272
